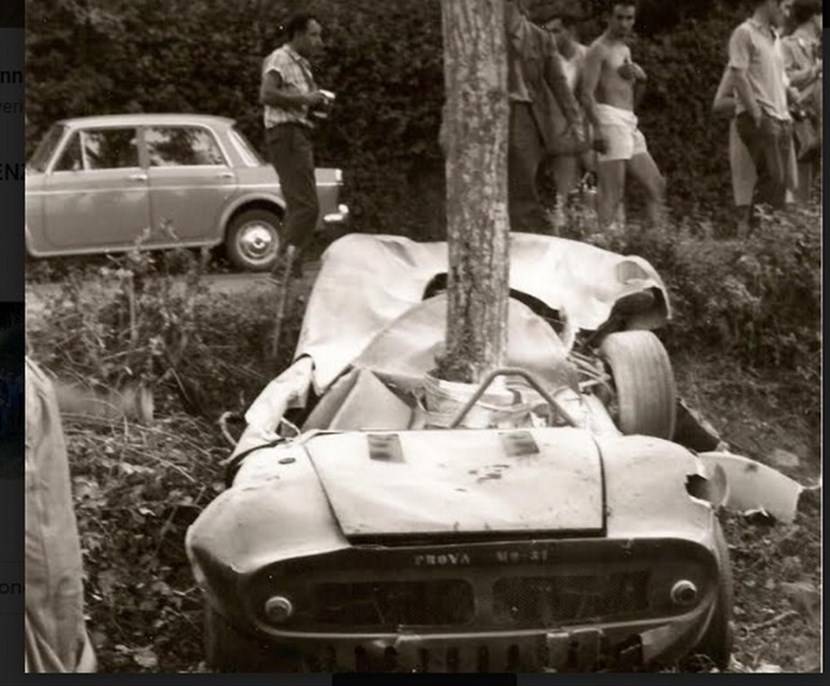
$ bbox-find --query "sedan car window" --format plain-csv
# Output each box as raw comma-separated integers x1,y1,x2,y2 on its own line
28,123,66,172
145,127,226,167
229,127,265,167
82,128,140,170
53,132,83,172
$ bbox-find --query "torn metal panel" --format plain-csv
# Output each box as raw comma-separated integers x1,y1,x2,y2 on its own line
297,233,669,391
697,451,803,524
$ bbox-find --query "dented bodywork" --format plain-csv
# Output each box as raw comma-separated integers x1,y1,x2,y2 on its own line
187,234,734,673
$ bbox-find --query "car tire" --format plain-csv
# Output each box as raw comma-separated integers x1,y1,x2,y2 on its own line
599,330,677,438
205,605,301,672
691,520,735,669
225,209,283,272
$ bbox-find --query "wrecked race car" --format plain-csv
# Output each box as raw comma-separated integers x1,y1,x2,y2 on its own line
186,233,735,673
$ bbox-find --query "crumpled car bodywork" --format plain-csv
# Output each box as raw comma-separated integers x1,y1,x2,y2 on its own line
186,234,730,672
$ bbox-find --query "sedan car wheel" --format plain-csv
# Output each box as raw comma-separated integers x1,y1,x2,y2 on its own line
599,330,677,439
225,209,283,272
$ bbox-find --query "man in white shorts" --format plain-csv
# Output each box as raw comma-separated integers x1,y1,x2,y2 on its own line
581,0,665,229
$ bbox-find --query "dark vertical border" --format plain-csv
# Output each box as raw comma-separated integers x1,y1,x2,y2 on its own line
0,0,23,29
0,0,25,681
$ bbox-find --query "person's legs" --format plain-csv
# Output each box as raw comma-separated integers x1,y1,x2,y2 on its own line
596,159,626,228
551,154,580,199
736,113,788,210
798,161,815,203
626,151,666,226
266,125,320,257
595,120,635,229
508,103,547,233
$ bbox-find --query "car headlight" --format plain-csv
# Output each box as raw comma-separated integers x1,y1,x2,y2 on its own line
264,595,295,623
670,579,699,607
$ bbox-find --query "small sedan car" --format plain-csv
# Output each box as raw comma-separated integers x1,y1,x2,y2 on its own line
186,233,734,673
25,114,348,271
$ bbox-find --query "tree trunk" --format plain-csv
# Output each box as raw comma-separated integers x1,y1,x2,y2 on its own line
436,0,510,384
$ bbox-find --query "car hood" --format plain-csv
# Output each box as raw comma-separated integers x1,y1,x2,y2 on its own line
303,427,604,538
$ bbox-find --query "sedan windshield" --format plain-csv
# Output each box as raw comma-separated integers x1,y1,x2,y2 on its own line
28,124,66,172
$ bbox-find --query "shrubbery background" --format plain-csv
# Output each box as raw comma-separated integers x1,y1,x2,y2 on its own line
27,0,819,414
28,0,751,237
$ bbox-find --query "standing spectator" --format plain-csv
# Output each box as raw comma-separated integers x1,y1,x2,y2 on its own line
714,64,800,236
25,358,96,672
581,0,666,231
781,0,822,203
543,10,594,217
260,13,330,277
506,0,581,235
728,0,793,217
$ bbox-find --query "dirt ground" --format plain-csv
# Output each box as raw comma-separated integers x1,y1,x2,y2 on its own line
673,355,821,673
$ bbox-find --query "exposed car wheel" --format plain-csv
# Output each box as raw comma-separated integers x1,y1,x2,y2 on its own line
205,605,301,672
599,330,677,438
691,521,735,669
225,209,283,272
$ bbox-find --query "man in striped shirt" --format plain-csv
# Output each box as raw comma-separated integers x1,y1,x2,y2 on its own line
260,13,329,276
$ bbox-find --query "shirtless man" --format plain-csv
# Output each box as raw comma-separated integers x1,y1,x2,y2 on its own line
581,0,665,229
544,11,593,207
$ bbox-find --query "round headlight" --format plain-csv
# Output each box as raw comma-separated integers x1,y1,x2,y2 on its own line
264,595,294,623
670,580,698,606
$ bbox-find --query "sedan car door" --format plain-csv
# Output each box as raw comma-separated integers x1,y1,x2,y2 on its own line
144,125,237,245
43,127,151,251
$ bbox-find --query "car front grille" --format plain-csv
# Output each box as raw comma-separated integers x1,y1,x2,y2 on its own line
270,569,651,633
312,579,475,627
493,571,650,625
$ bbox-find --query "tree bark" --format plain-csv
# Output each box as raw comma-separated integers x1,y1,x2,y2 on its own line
435,0,510,384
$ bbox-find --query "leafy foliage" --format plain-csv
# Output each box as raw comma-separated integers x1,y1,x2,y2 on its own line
27,244,299,418
27,0,754,236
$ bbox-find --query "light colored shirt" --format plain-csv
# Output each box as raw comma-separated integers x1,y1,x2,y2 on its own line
728,18,791,121
507,11,532,102
262,44,317,129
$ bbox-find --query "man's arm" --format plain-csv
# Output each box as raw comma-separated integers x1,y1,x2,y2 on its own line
730,67,761,123
782,39,820,89
259,70,324,110
543,36,579,125
579,42,604,129
728,27,761,123
712,68,736,117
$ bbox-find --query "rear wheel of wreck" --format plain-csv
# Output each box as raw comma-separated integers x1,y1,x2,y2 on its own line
205,605,302,672
599,330,677,439
691,521,735,669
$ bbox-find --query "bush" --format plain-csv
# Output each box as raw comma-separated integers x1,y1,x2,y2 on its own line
27,244,302,418
559,202,821,433
27,0,755,236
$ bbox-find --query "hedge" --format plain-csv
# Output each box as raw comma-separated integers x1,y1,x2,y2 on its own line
28,0,759,237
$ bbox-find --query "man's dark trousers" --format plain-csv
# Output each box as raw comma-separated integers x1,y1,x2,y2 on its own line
508,102,549,234
266,123,320,254
736,112,793,211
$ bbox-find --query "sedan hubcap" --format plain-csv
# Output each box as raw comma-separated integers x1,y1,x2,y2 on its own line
239,222,278,262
